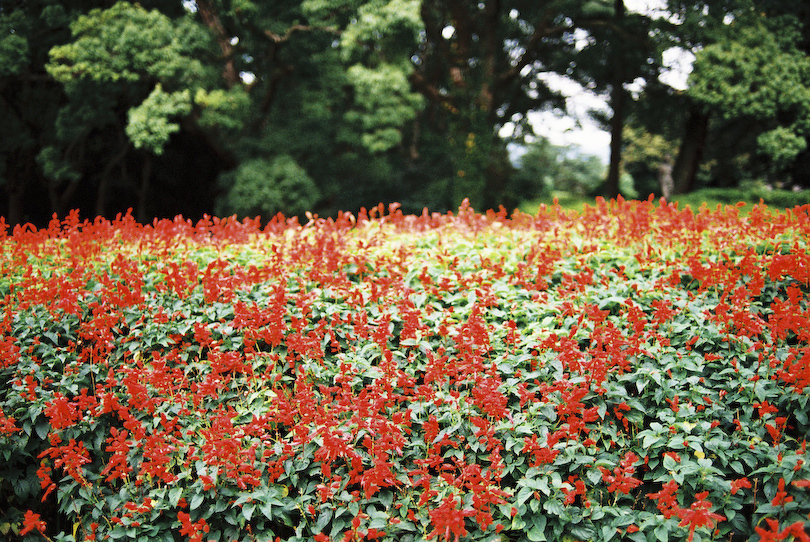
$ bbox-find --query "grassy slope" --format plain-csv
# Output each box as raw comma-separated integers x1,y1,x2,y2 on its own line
519,188,810,215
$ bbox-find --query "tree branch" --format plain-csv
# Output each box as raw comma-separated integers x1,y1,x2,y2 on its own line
195,0,239,87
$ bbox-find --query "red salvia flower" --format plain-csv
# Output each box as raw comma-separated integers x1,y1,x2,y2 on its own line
20,510,47,536
771,478,794,507
676,491,725,542
647,480,681,519
599,451,643,494
426,495,475,542
729,477,751,495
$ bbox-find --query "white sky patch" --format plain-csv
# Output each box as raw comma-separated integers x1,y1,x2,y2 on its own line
240,72,256,85
624,0,669,19
660,47,695,91
518,73,612,163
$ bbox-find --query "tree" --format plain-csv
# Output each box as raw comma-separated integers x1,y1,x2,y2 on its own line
570,0,657,199
637,1,810,193
0,0,72,226
310,0,655,210
687,13,810,186
43,1,224,222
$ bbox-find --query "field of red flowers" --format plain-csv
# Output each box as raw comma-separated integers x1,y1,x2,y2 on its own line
1,198,809,542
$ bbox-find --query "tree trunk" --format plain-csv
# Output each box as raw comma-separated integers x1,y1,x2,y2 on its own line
6,182,24,227
136,153,153,224
95,132,129,218
673,106,710,194
195,0,239,87
605,0,626,199
483,138,513,210
606,86,625,199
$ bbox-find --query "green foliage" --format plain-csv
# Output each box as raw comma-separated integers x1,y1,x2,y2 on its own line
345,63,424,153
127,85,192,154
555,154,606,196
757,127,809,172
512,140,610,200
688,14,810,176
509,140,558,200
340,0,423,62
194,88,252,133
47,2,208,86
35,147,81,184
621,124,679,196
0,12,29,77
216,155,320,219
4,0,810,225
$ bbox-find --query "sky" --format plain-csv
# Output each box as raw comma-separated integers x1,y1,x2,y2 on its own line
516,0,694,163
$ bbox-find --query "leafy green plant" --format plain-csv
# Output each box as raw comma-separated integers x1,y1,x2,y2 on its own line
0,199,809,542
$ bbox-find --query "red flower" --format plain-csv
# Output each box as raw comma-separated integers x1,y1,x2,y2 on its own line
666,395,679,413
647,480,681,519
755,519,810,542
676,491,725,542
599,451,643,494
20,510,47,536
426,496,475,542
0,407,21,435
178,511,210,542
771,478,794,507
729,477,751,495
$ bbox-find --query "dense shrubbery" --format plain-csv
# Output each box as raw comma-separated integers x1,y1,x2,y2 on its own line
1,199,809,542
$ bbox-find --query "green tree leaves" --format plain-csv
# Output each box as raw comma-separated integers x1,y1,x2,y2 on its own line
345,63,424,153
126,85,192,154
0,12,29,77
47,2,210,87
672,5,810,183
216,156,320,218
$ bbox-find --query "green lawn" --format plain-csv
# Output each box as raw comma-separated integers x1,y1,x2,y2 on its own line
519,188,810,215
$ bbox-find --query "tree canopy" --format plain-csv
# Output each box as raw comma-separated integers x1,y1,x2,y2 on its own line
1,0,808,225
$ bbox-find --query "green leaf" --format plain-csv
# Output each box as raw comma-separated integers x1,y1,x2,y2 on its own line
259,502,273,520
571,524,596,540
315,508,333,533
168,487,183,507
663,455,679,471
189,492,204,511
643,434,663,449
242,502,255,522
517,486,533,506
528,525,547,542
35,418,50,440
542,498,564,517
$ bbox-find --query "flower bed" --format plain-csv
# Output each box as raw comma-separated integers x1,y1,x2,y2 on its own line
1,198,809,542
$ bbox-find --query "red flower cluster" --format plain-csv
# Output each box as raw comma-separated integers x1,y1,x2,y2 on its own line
1,200,809,541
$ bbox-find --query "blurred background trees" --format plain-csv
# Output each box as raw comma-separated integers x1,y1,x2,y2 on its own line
1,0,808,225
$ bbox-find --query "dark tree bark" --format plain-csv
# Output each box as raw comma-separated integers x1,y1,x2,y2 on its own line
195,0,240,87
136,153,153,224
605,0,626,199
673,106,710,194
95,129,130,218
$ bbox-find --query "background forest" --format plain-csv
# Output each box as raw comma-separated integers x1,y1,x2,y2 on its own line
1,0,810,226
